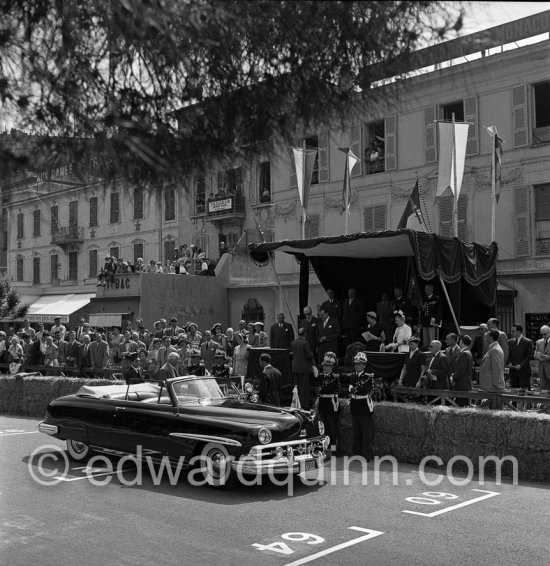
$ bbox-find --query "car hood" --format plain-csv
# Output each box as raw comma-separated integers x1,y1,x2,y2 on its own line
179,398,302,429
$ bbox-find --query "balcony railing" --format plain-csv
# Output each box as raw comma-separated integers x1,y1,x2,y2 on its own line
206,195,246,218
51,226,84,246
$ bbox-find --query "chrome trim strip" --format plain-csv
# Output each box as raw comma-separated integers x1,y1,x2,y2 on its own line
38,422,59,435
169,433,242,447
249,436,328,455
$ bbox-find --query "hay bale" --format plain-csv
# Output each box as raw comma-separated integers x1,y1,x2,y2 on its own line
509,449,550,483
374,402,434,436
502,411,550,452
374,432,428,464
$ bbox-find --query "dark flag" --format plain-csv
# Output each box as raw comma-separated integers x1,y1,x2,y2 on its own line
487,126,504,203
397,180,423,229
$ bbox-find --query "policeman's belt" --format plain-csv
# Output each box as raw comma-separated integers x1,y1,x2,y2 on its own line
351,394,371,399
319,394,337,398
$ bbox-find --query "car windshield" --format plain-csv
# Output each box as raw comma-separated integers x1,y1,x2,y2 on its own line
171,377,227,403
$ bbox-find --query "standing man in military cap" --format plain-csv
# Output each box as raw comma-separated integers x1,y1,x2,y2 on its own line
421,283,442,347
315,352,341,456
348,352,375,460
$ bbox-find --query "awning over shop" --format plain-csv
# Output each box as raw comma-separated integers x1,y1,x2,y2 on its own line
26,293,95,323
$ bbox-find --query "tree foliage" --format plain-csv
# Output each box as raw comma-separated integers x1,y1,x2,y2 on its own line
0,278,28,319
0,0,464,181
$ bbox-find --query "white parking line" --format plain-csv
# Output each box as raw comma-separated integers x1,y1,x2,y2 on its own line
283,527,384,566
0,431,39,437
402,489,500,517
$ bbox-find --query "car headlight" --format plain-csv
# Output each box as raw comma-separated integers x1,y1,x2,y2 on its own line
318,420,325,435
258,427,272,444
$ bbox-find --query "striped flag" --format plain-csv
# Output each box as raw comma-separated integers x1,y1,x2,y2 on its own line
338,147,358,214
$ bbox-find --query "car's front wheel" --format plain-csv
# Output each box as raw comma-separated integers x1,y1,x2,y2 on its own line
197,443,237,489
66,439,91,461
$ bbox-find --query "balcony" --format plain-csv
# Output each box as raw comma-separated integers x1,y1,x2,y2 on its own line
51,226,84,249
206,195,246,226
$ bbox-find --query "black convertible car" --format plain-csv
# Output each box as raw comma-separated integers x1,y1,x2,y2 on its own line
38,376,329,487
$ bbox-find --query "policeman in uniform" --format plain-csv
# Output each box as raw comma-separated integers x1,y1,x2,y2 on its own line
314,352,341,456
187,347,207,376
348,352,375,460
211,348,231,378
421,283,442,347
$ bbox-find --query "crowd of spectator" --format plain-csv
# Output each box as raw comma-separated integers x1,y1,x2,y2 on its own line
97,244,216,286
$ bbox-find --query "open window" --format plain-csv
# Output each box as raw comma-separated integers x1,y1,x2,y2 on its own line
533,81,550,145
364,120,385,175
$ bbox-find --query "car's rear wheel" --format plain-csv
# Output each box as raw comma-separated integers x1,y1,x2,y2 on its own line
198,443,237,489
66,439,91,461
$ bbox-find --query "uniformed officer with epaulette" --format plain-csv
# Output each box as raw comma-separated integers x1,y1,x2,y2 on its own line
211,348,231,378
421,283,442,347
348,352,375,460
187,347,207,376
315,351,341,456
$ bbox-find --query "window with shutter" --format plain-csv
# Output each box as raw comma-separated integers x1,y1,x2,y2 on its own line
514,186,530,256
305,214,320,239
89,249,97,278
89,197,97,227
164,240,175,261
363,205,387,233
195,175,206,214
133,243,144,266
51,254,59,282
364,120,385,174
534,183,550,255
68,251,78,281
424,106,437,163
257,161,271,202
33,209,41,237
69,201,78,232
16,257,24,281
350,125,362,176
109,246,119,259
384,115,397,171
110,192,120,223
134,187,144,219
533,81,550,145
17,213,24,239
33,256,40,284
51,205,58,233
164,184,175,221
512,85,528,148
439,195,468,239
464,96,479,156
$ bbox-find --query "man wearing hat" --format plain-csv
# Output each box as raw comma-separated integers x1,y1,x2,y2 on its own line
187,348,207,376
348,352,375,460
123,352,145,384
211,348,231,378
398,336,425,388
164,317,183,337
315,352,341,455
291,328,315,409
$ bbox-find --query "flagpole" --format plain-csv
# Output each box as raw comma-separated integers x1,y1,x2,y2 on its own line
452,113,458,238
344,153,349,236
301,139,307,239
491,129,496,243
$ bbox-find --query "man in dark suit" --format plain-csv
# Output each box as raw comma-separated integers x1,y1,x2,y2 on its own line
471,323,488,366
77,334,93,377
26,334,46,367
444,333,461,374
291,328,314,408
157,352,180,381
299,306,318,356
123,352,145,384
65,331,80,374
341,288,365,346
421,283,442,347
452,335,474,406
200,330,220,372
320,289,342,322
316,307,341,363
259,353,282,405
508,322,533,390
269,313,295,350
422,340,450,390
398,336,425,387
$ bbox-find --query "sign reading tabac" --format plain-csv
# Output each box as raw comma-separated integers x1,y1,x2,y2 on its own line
208,198,232,213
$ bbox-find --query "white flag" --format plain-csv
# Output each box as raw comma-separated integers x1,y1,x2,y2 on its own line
436,122,470,198
293,147,317,211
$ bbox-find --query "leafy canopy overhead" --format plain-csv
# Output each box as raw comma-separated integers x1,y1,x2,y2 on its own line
0,0,463,180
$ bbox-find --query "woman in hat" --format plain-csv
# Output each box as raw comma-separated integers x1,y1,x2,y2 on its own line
362,311,386,352
225,327,235,358
349,351,375,460
314,352,341,456
385,311,412,353
211,323,227,351
211,348,231,378
253,322,268,347
186,322,202,348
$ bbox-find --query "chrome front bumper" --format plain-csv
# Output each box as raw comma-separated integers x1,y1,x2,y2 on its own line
232,436,330,475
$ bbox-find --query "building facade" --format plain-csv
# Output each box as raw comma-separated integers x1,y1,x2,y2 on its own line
2,12,549,337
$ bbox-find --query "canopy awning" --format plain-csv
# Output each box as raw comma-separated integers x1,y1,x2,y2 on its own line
249,229,498,286
26,293,95,323
89,313,124,328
